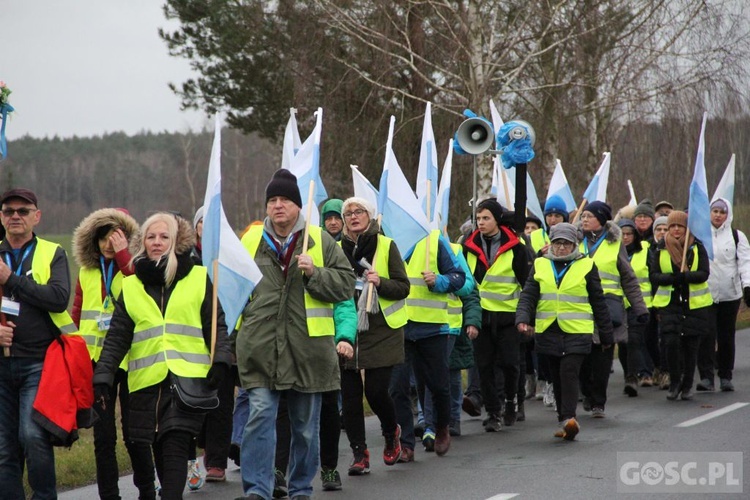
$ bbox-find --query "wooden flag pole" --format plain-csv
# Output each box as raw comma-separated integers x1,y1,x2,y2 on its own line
301,180,316,255
680,227,691,273
571,198,587,224
209,259,219,365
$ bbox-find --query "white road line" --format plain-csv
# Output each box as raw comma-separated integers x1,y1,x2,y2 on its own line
485,495,519,500
675,402,750,427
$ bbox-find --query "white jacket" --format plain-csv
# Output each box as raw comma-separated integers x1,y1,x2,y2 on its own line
708,197,750,302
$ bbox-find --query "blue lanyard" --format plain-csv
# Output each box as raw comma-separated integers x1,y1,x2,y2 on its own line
583,233,606,256
4,244,34,276
551,260,572,285
99,256,115,305
262,231,294,260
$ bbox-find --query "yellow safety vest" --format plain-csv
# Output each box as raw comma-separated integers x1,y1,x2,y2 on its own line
466,249,520,313
529,228,550,255
241,225,334,336
534,257,595,334
27,238,77,335
652,247,712,310
625,241,652,309
405,230,449,324
77,266,128,367
581,238,623,296
122,266,210,393
447,243,464,330
373,235,408,329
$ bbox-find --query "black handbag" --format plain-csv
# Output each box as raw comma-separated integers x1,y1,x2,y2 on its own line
169,373,219,414
605,294,624,328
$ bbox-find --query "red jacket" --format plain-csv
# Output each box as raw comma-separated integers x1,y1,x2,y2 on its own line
32,335,97,447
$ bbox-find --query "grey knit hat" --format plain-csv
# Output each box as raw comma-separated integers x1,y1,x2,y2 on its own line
549,222,580,243
653,215,668,233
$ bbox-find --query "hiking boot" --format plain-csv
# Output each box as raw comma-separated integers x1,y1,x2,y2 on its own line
383,424,402,465
659,373,671,390
562,418,580,441
638,375,653,387
397,447,414,463
187,459,204,491
205,467,226,482
503,400,516,426
434,426,451,456
484,412,502,432
449,419,461,436
462,394,482,417
273,469,288,499
624,377,639,397
321,468,342,491
348,449,370,476
228,442,241,467
696,378,714,391
516,401,525,422
591,407,605,418
720,378,734,392
422,429,435,452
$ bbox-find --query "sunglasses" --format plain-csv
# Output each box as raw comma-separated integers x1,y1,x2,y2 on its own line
1,208,37,217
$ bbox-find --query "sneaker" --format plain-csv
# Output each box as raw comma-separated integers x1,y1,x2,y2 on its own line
205,467,226,482
561,418,580,441
582,396,592,412
696,378,715,391
228,443,241,467
503,400,516,426
666,385,681,401
187,459,204,491
525,374,536,400
638,375,653,387
484,412,502,432
660,373,671,390
543,382,556,408
720,378,734,392
535,380,545,400
422,429,435,452
397,447,414,463
680,388,694,400
624,377,638,397
449,420,461,436
516,401,525,422
591,407,605,418
383,424,402,465
273,468,288,499
348,449,370,476
434,426,451,456
321,468,342,491
462,394,482,417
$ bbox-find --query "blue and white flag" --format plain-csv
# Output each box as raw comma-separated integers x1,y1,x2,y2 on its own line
281,108,302,170
712,153,735,206
350,165,379,211
416,102,439,224
286,108,327,226
582,152,611,203
378,116,430,255
526,170,544,223
435,140,454,234
489,100,512,206
202,114,263,330
688,112,713,260
547,159,577,212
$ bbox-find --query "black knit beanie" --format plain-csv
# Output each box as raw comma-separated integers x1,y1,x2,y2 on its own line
583,201,612,227
477,199,505,225
265,169,302,208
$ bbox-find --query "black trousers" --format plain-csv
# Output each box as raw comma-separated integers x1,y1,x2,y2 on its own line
154,430,193,500
197,366,236,468
663,333,700,390
276,389,339,471
342,366,396,453
474,315,521,414
580,344,613,409
549,353,586,421
626,322,647,379
698,300,740,381
93,366,155,500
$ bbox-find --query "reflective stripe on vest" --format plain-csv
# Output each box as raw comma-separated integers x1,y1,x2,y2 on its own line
534,257,595,334
446,243,464,330
242,225,335,336
466,248,520,312
29,238,77,334
625,241,652,309
406,230,449,324
581,238,623,296
77,266,128,367
374,235,408,329
123,266,210,392
529,228,549,255
652,247,713,310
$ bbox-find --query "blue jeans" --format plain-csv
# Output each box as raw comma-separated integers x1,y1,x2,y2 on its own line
241,388,321,499
0,358,56,500
232,387,249,445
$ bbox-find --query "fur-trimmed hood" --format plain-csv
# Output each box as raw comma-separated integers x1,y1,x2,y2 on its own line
72,208,140,269
129,215,196,258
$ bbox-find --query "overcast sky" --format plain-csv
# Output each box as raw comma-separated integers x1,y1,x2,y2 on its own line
1,0,207,139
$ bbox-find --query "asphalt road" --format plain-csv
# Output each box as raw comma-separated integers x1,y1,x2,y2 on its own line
61,330,750,499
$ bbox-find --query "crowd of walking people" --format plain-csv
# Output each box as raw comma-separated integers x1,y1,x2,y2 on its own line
0,173,748,499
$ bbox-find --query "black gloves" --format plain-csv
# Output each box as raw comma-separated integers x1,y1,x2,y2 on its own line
94,383,110,411
744,287,750,308
637,313,650,324
673,272,687,286
207,362,230,389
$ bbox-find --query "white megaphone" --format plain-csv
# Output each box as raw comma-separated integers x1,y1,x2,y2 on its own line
456,118,494,155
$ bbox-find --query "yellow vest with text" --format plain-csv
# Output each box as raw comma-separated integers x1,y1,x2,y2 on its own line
652,247,712,310
405,230,449,324
581,238,622,296
27,238,77,335
241,225,334,336
466,247,520,313
529,228,550,255
77,266,128,367
625,241,652,309
123,266,210,392
534,257,595,333
447,243,464,330
373,235,408,329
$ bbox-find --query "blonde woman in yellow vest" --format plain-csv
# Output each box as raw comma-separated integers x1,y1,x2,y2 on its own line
516,223,613,440
578,201,647,419
71,208,156,500
338,197,410,470
648,210,711,401
93,213,232,500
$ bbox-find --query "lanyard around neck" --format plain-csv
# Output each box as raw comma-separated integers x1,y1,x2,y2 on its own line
4,244,35,276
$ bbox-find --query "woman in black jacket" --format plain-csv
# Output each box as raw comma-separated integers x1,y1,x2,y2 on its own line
93,213,232,500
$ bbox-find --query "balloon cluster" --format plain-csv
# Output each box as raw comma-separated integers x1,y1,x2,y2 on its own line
497,120,535,169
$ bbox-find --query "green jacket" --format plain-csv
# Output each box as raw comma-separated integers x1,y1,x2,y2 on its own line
236,217,355,392
334,298,357,345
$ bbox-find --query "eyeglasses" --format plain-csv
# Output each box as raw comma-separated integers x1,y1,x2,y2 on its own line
1,208,36,217
343,209,367,219
579,214,594,220
552,240,575,248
